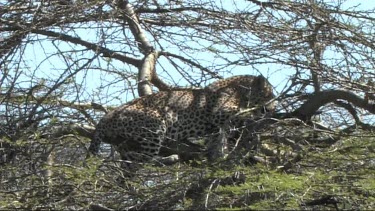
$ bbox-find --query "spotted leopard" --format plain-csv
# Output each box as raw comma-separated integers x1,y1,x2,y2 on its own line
89,75,275,169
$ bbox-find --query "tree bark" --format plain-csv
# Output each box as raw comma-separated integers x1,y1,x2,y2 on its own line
292,90,375,121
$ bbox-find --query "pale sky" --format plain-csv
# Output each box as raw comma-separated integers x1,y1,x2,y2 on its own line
15,0,375,105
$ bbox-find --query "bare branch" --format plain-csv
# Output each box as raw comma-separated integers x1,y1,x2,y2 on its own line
32,29,141,67
116,0,154,54
138,51,159,96
292,90,375,120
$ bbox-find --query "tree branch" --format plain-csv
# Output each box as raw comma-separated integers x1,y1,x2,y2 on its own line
0,92,114,112
117,0,154,54
44,123,95,140
292,90,375,120
32,29,141,67
161,51,222,79
0,31,26,65
138,51,159,96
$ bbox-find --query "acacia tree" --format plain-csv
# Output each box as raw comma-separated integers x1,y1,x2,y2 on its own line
0,0,374,209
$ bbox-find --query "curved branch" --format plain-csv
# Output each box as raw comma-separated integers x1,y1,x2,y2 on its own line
292,90,375,120
334,100,361,123
150,70,173,92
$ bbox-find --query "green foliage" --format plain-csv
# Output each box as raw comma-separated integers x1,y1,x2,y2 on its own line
1,131,374,210
196,136,375,210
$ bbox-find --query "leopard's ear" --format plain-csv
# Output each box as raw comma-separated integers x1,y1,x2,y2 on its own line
255,75,273,93
255,75,267,89
255,75,276,112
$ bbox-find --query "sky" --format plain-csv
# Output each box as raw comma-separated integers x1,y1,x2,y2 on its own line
10,0,375,107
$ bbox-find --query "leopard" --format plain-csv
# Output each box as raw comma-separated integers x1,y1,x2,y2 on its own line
88,75,275,170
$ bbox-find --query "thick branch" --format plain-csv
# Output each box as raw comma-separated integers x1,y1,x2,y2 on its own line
334,100,361,124
292,90,375,120
117,0,154,54
45,123,95,140
150,73,173,91
117,0,169,96
138,52,158,96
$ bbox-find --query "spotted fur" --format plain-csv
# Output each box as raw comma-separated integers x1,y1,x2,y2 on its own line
89,75,275,168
